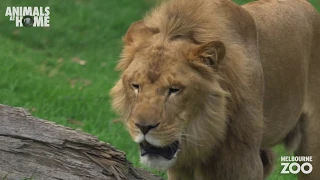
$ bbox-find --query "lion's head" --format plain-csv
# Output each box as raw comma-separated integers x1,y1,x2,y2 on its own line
111,0,251,171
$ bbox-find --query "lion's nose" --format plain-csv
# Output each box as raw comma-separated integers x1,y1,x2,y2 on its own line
135,122,160,135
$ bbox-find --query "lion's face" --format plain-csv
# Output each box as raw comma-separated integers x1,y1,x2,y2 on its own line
122,45,202,169
111,21,229,170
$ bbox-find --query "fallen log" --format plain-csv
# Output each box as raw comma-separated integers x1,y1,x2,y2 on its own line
0,104,161,180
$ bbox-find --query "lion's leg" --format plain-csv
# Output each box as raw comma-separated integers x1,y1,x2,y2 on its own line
167,165,194,180
260,148,275,178
296,112,320,180
192,101,265,180
193,146,264,180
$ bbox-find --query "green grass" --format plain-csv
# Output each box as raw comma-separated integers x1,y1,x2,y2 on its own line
0,0,318,180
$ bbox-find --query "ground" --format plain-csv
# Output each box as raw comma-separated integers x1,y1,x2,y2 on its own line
0,0,319,179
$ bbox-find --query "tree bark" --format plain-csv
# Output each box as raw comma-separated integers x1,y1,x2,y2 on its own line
0,104,161,180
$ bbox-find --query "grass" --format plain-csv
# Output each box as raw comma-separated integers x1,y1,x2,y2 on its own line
0,0,318,179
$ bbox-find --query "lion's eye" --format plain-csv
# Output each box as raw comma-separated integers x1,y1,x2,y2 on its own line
131,84,139,89
168,87,181,96
131,84,140,93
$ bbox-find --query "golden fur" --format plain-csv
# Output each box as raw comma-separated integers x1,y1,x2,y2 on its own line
111,0,320,179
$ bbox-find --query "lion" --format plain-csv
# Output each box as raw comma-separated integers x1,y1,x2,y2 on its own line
110,0,320,179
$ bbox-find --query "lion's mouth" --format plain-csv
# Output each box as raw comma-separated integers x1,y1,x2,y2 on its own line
139,140,180,160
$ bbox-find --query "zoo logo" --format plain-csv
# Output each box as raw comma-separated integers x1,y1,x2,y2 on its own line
280,156,313,174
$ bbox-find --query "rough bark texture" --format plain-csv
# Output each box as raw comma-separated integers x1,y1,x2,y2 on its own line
0,104,161,180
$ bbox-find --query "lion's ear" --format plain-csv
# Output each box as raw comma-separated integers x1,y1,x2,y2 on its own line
194,41,226,67
123,20,154,45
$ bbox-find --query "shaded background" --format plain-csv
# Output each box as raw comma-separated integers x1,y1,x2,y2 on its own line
0,0,319,179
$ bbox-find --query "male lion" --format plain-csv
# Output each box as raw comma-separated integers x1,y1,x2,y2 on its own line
110,0,320,179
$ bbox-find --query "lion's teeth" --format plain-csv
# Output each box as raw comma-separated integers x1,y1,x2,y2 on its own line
173,149,181,158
